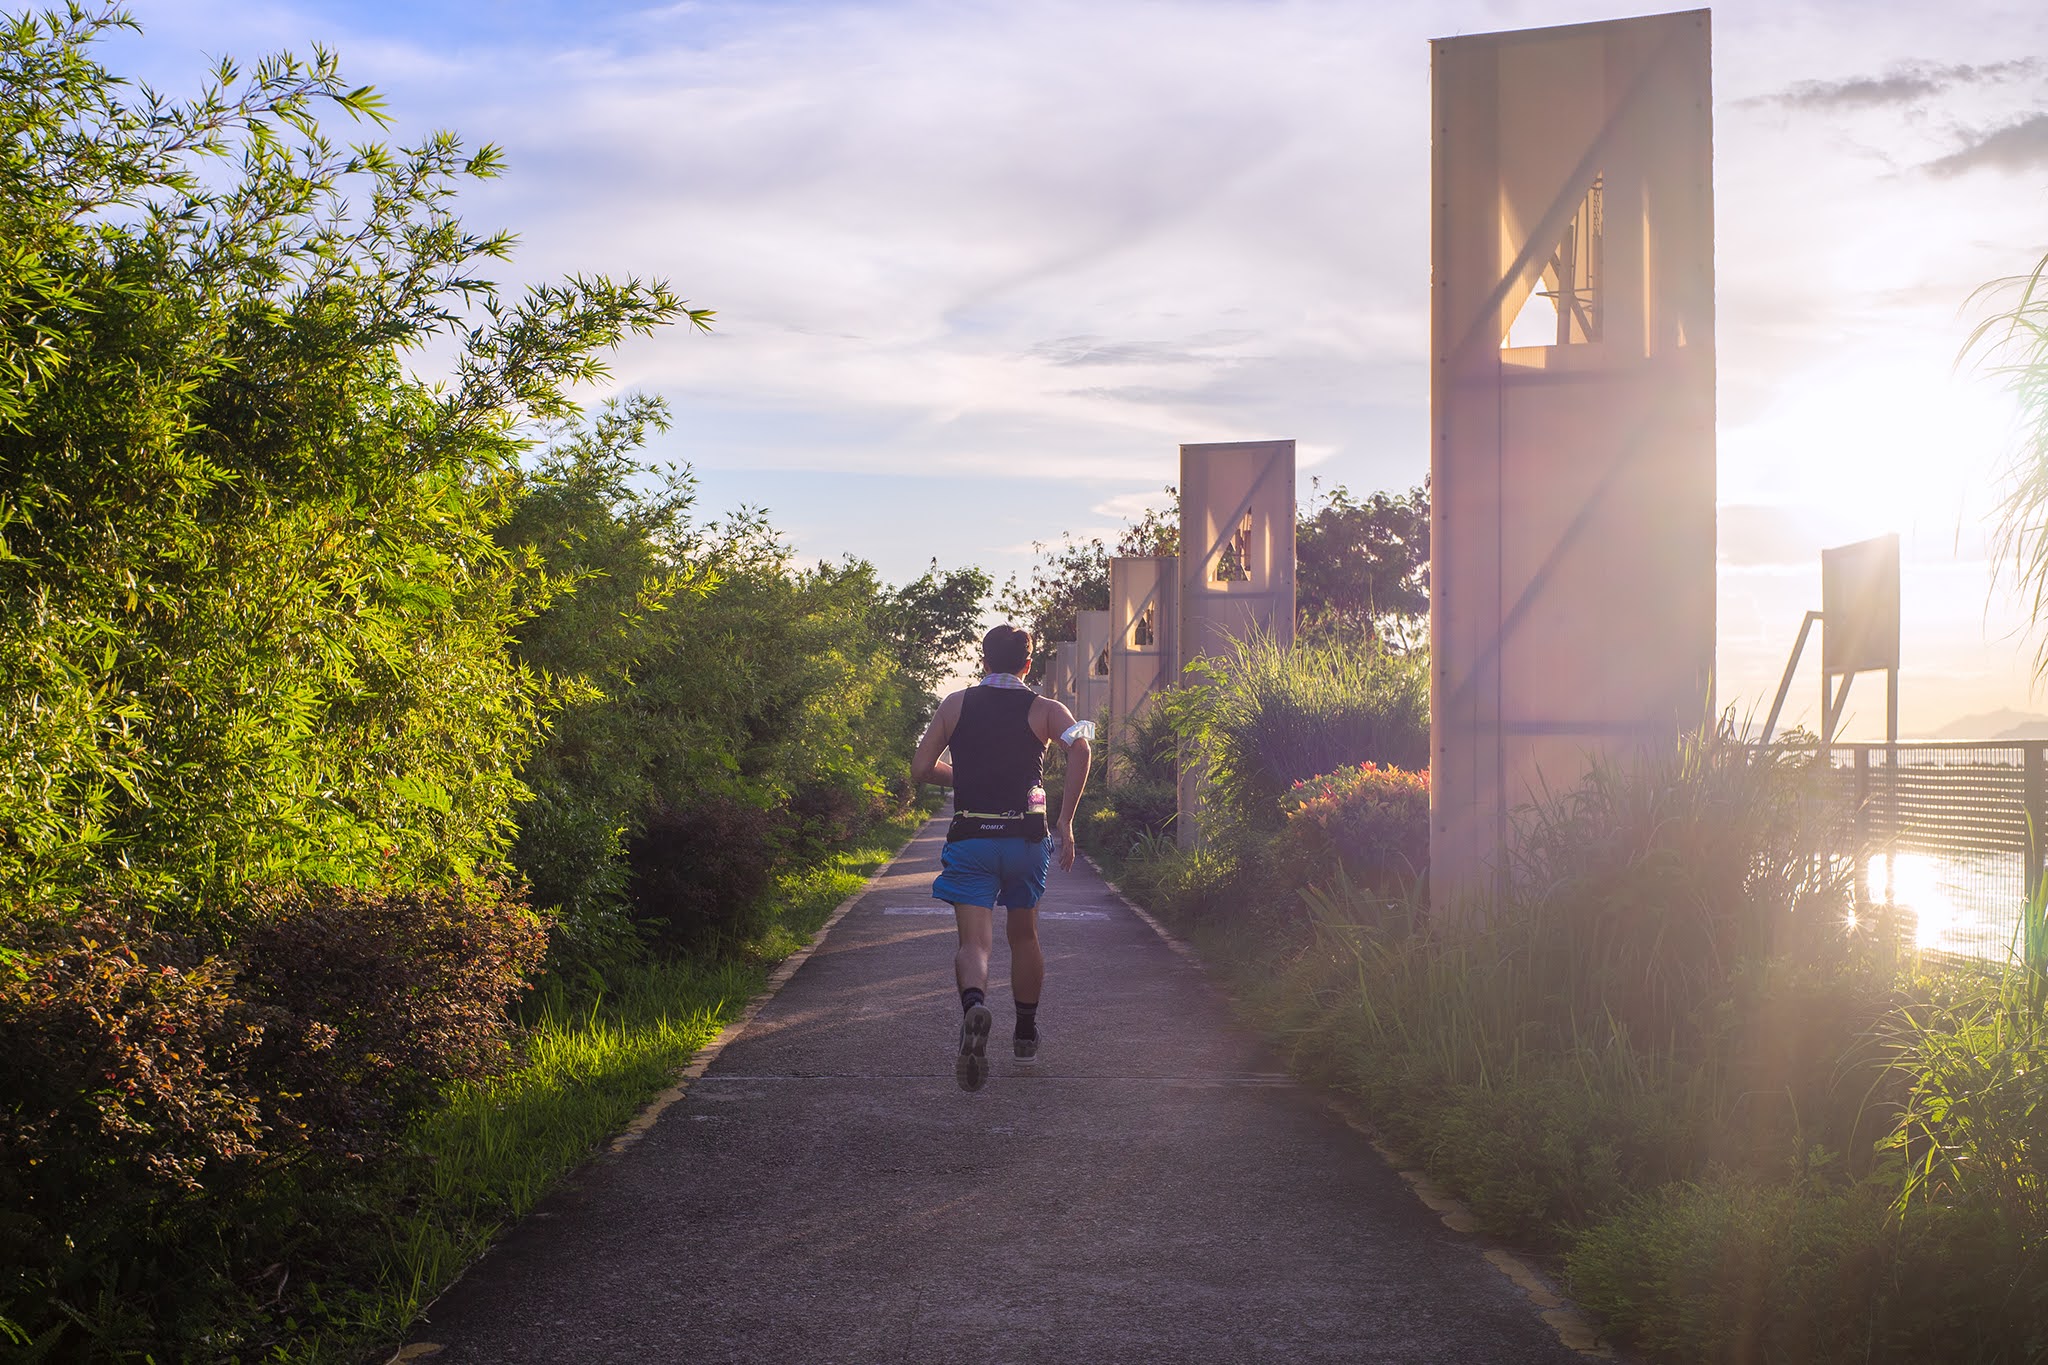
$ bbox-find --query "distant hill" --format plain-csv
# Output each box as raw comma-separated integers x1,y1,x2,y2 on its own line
1928,708,2048,741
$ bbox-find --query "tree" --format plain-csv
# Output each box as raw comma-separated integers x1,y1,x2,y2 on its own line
1297,481,1430,630
884,561,994,695
0,6,702,920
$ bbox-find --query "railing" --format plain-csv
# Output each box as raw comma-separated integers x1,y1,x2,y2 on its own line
1820,741,2044,963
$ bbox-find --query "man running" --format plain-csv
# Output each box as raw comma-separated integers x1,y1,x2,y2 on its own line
910,624,1092,1092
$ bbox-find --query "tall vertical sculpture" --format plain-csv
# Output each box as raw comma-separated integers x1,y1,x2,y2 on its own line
1430,11,1716,918
1178,439,1298,846
1052,640,1078,711
1075,610,1112,725
1108,555,1179,732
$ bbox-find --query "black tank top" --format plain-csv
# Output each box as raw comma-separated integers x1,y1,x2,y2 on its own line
950,686,1047,815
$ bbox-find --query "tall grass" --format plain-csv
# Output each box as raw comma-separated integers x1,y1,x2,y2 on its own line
1883,874,2048,1226
1499,730,1858,1049
1966,247,2048,674
1175,632,1427,832
277,810,925,1362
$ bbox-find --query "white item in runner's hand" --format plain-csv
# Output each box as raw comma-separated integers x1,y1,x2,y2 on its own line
1060,720,1096,745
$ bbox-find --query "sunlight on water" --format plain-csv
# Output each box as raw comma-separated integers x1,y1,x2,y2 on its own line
1866,851,1955,952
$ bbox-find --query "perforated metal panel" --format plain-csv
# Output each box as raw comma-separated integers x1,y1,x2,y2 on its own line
1179,440,1297,846
1075,610,1112,726
1109,556,1178,731
1052,641,1077,711
1431,12,1716,920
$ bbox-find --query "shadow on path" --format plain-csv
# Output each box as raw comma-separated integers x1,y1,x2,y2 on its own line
408,816,1585,1364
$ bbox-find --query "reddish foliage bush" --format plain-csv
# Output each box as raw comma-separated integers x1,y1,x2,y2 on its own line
237,878,547,1161
1276,762,1430,892
0,910,265,1199
0,909,269,1342
0,880,545,1342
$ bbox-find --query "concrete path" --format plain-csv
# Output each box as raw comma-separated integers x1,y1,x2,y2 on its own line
409,816,1586,1364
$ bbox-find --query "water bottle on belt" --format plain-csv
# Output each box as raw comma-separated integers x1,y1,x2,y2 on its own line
1028,785,1047,816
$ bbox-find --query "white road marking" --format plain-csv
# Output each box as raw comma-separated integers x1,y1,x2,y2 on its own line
881,905,1109,920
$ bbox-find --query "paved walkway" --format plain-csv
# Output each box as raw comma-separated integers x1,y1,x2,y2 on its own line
409,815,1586,1364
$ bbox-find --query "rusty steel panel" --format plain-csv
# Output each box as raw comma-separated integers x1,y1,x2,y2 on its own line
1431,11,1716,919
1052,640,1078,711
1178,439,1298,846
1108,555,1178,748
1075,610,1112,725
1179,440,1298,668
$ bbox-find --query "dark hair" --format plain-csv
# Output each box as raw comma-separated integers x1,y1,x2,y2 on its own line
981,624,1031,674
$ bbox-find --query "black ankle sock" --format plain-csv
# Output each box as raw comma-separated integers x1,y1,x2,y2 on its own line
1015,999,1038,1040
960,986,986,1014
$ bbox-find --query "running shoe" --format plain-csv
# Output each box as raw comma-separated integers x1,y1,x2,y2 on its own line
956,1003,993,1091
1013,1033,1039,1063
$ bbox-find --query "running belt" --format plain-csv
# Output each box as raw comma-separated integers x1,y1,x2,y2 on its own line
946,809,1048,842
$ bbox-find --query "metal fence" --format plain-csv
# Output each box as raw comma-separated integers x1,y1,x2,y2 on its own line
1821,742,2043,963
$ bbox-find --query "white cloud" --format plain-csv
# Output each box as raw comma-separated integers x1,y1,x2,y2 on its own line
111,0,2048,728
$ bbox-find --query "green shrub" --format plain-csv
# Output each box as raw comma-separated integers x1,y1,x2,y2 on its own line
1106,832,1246,926
1108,700,1180,788
1698,955,1904,1177
1275,761,1429,894
1426,1072,1695,1240
625,796,785,953
1081,776,1179,855
501,417,981,971
1077,702,1182,856
1882,979,2048,1236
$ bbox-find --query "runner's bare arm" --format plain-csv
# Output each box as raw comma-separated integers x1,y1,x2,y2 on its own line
1034,698,1091,871
910,690,963,787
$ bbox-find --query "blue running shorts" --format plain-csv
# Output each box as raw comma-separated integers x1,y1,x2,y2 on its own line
932,836,1054,910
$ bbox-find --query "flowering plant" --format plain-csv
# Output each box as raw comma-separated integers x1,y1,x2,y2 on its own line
1276,762,1429,891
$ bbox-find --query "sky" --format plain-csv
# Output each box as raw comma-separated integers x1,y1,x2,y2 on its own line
106,0,2048,736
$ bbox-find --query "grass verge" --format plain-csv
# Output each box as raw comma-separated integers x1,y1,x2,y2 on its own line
291,807,929,1362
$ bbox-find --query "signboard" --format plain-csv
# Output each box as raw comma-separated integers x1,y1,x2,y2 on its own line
1821,534,1901,676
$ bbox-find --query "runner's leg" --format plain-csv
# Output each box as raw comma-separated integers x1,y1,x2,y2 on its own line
1006,904,1044,1060
1005,905,1044,1005
952,903,996,1091
953,903,994,995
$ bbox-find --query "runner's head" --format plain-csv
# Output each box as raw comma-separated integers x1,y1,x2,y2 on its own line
982,624,1031,677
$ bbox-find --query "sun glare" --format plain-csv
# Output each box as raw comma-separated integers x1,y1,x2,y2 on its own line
1865,851,1956,951
1728,364,2015,537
